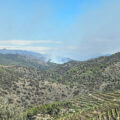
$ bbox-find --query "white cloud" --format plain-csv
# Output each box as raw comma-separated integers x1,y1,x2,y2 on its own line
0,45,52,54
0,40,62,54
0,40,61,45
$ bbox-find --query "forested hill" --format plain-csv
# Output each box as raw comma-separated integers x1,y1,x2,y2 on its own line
48,52,120,93
0,52,120,120
0,53,57,70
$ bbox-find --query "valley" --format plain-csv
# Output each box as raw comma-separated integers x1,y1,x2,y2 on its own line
0,51,120,120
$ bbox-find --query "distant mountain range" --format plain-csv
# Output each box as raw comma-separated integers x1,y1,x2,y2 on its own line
0,49,72,64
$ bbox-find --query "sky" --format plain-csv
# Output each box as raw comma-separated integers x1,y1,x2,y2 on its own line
0,0,120,60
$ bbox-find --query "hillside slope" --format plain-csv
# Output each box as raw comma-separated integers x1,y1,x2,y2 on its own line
0,53,53,70
1,52,120,107
0,65,75,109
24,91,120,120
48,52,120,93
57,91,120,120
0,52,120,120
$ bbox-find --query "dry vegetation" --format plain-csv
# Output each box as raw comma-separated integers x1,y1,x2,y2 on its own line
0,52,120,119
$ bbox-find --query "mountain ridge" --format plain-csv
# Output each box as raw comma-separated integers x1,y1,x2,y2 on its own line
0,49,73,64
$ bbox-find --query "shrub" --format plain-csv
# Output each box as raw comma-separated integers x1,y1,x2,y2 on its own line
0,97,24,120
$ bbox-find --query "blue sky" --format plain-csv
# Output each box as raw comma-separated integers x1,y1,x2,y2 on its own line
0,0,120,60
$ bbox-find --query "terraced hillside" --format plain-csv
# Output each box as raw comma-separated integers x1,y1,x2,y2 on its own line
25,91,120,120
58,91,120,120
